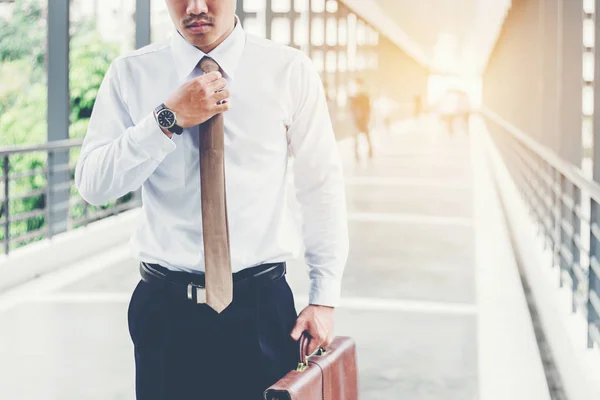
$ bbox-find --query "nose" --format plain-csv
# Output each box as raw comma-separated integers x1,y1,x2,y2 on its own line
186,0,208,15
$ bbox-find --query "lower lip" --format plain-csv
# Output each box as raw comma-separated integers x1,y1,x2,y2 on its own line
187,24,212,33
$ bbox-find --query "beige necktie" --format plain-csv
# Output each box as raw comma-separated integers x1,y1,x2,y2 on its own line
198,56,232,313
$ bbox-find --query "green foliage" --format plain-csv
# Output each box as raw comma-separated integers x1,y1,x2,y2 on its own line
0,0,45,70
0,1,126,251
0,79,47,146
70,30,119,129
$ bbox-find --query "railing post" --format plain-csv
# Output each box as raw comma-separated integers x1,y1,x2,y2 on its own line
589,201,600,348
265,0,273,39
555,172,564,287
308,0,313,58
592,0,600,348
135,0,151,49
47,0,70,237
572,185,581,313
46,152,53,240
3,155,9,255
236,0,245,26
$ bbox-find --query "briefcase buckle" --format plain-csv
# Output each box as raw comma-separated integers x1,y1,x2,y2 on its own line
296,347,327,372
296,362,308,372
187,283,206,304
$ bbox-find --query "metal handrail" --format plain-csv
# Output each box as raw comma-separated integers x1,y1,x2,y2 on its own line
0,138,84,157
482,106,600,350
484,107,600,203
0,138,139,255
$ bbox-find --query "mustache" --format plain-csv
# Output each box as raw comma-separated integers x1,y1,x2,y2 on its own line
183,14,215,25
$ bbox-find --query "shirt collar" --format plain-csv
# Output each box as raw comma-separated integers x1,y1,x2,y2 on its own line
171,15,246,81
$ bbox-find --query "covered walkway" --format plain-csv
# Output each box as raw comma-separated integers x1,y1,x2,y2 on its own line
2,0,600,399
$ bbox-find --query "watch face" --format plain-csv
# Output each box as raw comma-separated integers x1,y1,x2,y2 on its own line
157,109,176,129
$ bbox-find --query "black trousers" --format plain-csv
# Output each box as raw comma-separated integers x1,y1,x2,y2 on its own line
127,271,299,399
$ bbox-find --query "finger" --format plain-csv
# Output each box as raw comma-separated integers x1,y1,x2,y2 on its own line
290,318,307,341
322,331,334,347
307,337,320,356
213,89,230,102
207,77,227,93
213,101,230,113
307,341,318,356
199,70,222,82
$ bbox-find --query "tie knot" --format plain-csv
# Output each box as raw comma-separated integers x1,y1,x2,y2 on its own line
199,56,220,74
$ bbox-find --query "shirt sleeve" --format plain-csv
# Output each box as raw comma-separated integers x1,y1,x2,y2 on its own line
287,52,350,307
74,60,176,206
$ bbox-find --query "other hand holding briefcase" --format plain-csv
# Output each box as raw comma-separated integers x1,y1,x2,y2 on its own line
264,333,359,400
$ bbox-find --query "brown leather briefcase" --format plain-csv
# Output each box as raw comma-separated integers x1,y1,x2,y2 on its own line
264,335,359,400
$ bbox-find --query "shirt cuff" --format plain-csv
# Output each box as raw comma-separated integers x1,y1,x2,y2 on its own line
128,112,176,161
309,278,342,307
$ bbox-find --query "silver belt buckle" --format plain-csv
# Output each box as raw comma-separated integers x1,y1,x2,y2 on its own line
187,283,206,304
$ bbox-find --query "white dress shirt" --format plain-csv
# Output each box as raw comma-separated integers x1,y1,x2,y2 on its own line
74,18,349,307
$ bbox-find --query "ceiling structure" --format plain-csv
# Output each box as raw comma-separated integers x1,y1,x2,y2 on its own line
342,0,512,76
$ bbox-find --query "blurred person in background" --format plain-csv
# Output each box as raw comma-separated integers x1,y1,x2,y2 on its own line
349,77,373,160
437,88,471,136
414,95,423,118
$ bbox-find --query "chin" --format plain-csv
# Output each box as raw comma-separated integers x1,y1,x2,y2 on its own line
182,32,208,43
193,36,217,48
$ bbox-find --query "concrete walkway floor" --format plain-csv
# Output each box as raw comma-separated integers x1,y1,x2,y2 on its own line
0,117,478,399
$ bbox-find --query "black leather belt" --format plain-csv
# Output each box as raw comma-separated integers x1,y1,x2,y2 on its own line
139,261,286,304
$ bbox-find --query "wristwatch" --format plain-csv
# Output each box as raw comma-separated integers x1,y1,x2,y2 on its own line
154,103,183,135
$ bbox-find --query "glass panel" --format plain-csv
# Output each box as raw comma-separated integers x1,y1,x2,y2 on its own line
338,52,347,72
70,0,136,141
337,86,347,108
312,0,325,13
583,19,594,48
312,50,324,72
583,85,594,116
583,117,593,149
151,0,174,43
326,51,337,73
294,16,308,46
244,17,266,37
326,0,338,13
583,52,594,82
1,0,49,145
338,18,347,45
73,0,137,51
347,53,356,71
368,26,378,45
295,0,309,13
356,52,366,70
272,17,290,44
245,0,267,12
365,26,371,45
311,17,324,46
272,0,290,13
347,14,357,70
356,20,366,46
324,80,336,103
326,17,337,46
0,0,50,247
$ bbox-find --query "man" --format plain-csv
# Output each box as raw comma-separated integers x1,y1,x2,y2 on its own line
349,77,373,160
74,1,349,399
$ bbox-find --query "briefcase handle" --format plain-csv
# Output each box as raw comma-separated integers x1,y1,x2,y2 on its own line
296,332,327,372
